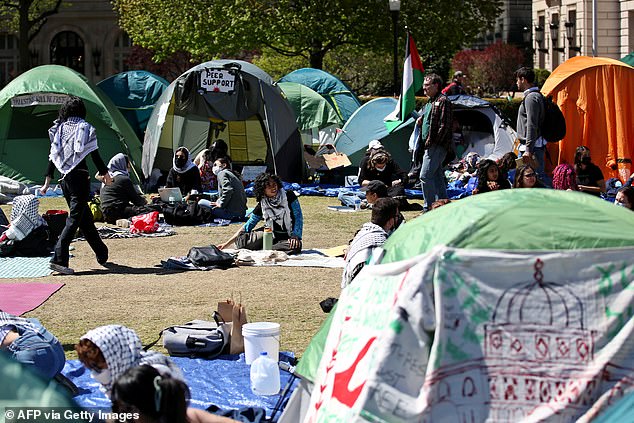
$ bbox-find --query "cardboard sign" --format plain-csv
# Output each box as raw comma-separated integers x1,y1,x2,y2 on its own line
323,152,351,169
240,165,268,182
200,68,236,93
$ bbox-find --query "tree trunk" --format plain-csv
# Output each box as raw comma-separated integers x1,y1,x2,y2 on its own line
309,51,325,70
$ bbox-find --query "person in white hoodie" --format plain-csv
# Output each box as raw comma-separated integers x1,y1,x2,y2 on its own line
342,197,401,288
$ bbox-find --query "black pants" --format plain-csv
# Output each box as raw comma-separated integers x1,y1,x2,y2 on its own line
52,168,107,267
102,204,161,224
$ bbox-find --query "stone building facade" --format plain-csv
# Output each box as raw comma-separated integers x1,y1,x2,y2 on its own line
0,0,130,87
532,0,634,71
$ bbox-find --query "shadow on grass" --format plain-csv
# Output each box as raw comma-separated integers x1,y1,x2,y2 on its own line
72,263,188,276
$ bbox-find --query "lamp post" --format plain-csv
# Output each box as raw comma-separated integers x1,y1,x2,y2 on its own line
388,0,401,97
522,26,533,67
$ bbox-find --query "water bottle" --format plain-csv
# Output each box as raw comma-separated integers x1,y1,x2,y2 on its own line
262,225,273,250
354,196,361,211
250,352,280,395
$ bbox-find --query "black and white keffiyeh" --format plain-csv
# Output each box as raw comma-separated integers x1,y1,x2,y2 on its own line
261,189,292,236
81,325,182,395
48,117,99,175
5,195,46,241
342,222,387,288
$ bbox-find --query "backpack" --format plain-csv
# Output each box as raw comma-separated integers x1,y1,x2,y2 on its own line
145,311,231,359
540,95,566,143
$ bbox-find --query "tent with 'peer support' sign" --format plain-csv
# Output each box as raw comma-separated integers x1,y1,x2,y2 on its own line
281,189,634,422
142,60,304,182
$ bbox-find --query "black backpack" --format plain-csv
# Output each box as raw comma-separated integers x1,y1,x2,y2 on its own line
540,95,566,143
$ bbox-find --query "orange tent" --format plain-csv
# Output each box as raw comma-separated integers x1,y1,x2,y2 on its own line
542,56,634,182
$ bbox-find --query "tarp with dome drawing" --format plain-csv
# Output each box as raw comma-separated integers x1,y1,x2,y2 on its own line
294,189,634,422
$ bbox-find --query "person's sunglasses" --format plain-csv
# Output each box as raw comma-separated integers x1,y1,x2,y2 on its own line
524,173,536,177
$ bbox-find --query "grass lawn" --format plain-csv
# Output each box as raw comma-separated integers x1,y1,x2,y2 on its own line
0,195,424,359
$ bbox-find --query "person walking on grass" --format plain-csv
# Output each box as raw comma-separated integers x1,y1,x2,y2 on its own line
40,96,112,275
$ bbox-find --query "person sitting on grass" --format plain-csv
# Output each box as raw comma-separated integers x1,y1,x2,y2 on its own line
472,159,511,195
219,173,303,254
166,147,202,199
0,195,51,257
514,164,546,189
197,157,247,222
111,365,238,423
615,186,634,210
98,153,158,224
552,163,579,191
0,310,65,381
342,197,400,288
75,325,182,397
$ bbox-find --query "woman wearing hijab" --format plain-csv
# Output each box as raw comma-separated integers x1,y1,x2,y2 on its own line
39,96,111,275
75,324,182,397
0,195,51,257
166,147,202,198
99,153,156,224
219,173,303,254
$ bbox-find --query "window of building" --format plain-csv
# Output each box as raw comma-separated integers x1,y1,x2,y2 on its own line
538,16,545,69
113,32,132,73
629,11,634,53
50,31,85,74
0,34,19,88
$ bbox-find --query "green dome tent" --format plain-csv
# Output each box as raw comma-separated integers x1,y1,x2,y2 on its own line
142,60,304,182
278,81,341,149
0,65,143,184
285,189,634,422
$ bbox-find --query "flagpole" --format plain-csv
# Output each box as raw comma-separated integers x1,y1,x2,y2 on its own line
388,0,401,97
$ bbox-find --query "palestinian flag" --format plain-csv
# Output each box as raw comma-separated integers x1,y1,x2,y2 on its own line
384,32,424,133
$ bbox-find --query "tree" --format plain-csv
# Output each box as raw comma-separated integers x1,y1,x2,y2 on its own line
0,0,65,72
451,42,525,96
114,0,501,75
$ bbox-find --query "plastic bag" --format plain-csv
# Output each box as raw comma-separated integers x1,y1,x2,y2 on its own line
130,211,159,234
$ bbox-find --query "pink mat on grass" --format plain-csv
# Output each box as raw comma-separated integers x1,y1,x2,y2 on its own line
0,283,64,315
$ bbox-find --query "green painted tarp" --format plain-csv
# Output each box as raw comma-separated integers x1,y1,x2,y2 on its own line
296,189,634,384
620,52,634,67
0,65,143,184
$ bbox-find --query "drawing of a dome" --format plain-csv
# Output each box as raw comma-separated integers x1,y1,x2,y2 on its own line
491,280,585,329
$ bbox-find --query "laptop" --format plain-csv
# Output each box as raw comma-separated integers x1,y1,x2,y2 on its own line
158,187,183,203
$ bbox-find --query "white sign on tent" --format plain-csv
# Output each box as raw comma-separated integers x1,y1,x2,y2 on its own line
11,93,69,107
200,69,236,93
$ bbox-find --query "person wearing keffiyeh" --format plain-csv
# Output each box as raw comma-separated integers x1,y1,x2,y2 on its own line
0,310,65,379
219,173,303,254
0,195,51,257
39,96,112,275
75,324,183,396
341,198,400,288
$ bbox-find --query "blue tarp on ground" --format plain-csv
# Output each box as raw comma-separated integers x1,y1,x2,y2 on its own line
63,353,297,421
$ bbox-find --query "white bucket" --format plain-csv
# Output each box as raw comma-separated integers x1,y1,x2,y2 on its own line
242,322,280,365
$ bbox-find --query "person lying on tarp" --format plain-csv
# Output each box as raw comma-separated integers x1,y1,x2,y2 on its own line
0,310,65,380
111,364,239,423
97,153,160,224
342,197,400,288
167,147,202,201
75,324,183,397
219,173,303,254
197,157,247,222
0,195,51,257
